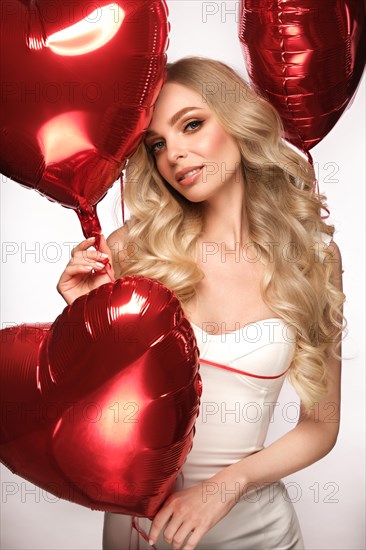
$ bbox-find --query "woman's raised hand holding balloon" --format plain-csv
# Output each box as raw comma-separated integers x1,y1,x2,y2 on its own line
56,235,114,305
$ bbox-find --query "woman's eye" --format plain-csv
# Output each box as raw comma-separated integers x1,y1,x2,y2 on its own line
184,119,203,131
149,119,203,155
149,140,164,154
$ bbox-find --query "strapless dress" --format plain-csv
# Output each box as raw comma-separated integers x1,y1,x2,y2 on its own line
102,231,332,549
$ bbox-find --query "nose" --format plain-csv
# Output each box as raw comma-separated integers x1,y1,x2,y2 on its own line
166,136,187,164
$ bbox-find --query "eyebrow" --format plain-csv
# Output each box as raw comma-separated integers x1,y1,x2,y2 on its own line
145,106,202,138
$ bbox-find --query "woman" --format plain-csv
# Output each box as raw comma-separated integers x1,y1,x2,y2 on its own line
57,57,346,550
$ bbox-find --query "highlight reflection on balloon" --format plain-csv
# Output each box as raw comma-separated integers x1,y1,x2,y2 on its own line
0,277,201,517
44,4,125,55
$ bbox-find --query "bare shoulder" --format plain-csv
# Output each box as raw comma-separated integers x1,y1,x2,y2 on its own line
106,223,131,278
327,239,343,288
107,223,129,249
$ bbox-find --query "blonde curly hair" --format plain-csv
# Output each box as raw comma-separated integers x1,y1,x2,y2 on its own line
113,56,346,414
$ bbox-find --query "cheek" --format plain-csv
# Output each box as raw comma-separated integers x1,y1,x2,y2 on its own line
154,158,177,190
203,126,237,159
155,158,169,179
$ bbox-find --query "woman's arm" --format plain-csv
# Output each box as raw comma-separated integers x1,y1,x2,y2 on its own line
214,240,343,497
147,241,343,549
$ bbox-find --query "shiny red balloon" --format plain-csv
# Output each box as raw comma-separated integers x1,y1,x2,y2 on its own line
0,276,201,517
239,0,366,152
0,0,169,237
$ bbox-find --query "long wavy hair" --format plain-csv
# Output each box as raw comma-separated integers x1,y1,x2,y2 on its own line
115,56,346,414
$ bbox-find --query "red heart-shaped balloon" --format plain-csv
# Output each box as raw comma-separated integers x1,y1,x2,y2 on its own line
0,0,169,236
239,0,366,151
0,276,201,518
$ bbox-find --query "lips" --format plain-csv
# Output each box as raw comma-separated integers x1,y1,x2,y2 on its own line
175,165,203,182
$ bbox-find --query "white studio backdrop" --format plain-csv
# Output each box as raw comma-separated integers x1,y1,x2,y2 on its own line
1,2,365,549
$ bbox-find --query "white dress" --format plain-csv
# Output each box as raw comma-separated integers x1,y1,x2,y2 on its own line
102,232,332,550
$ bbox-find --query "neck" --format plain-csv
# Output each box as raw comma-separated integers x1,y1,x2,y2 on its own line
200,171,249,247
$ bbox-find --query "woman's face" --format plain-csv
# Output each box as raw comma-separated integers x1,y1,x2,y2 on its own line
144,82,243,202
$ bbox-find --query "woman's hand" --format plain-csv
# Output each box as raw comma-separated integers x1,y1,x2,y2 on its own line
56,235,114,305
147,471,239,550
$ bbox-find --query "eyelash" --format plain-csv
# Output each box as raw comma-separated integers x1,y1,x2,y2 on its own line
148,119,203,155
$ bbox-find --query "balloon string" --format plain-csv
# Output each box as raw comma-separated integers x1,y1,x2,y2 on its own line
131,516,157,549
130,471,185,549
103,259,116,284
304,148,330,220
120,173,125,226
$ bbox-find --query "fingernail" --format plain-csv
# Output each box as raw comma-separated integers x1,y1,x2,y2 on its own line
148,539,154,546
99,252,109,258
87,236,95,240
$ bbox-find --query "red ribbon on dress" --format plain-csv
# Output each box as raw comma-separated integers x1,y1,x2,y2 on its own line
199,357,289,380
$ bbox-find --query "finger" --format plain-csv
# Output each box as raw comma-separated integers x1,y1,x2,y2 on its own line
65,260,106,274
162,518,185,546
78,235,111,263
148,509,174,547
71,236,96,258
76,249,110,265
97,234,113,258
98,233,108,249
182,528,203,550
63,264,93,276
93,235,114,272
